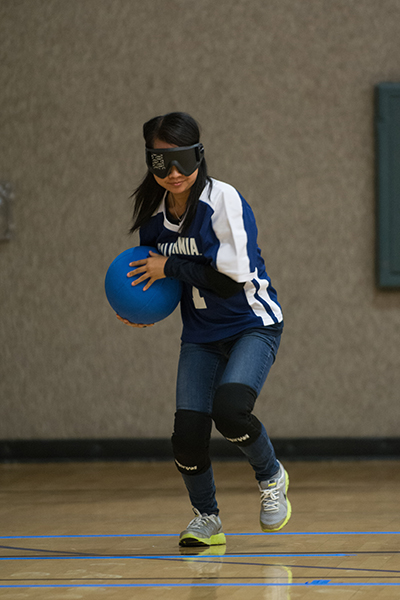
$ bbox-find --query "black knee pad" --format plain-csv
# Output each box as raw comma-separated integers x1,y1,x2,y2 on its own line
171,410,212,476
212,383,261,446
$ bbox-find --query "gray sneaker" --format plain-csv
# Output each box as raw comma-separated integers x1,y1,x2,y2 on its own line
259,461,291,532
179,508,226,547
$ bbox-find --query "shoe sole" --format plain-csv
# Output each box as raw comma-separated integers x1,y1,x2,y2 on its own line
179,532,226,547
260,468,292,533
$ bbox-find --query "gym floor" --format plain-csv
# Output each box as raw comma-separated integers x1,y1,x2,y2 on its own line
1,459,399,599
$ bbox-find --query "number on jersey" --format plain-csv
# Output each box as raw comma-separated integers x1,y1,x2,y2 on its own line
192,287,207,309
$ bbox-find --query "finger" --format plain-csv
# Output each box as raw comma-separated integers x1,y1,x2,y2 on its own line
116,315,149,327
116,315,145,328
129,259,148,267
127,266,147,278
142,278,155,291
116,315,132,325
131,273,151,287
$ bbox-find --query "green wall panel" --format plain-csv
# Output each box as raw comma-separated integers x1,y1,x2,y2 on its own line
376,82,400,287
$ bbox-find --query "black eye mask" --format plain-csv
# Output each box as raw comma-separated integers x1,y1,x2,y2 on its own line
145,143,204,178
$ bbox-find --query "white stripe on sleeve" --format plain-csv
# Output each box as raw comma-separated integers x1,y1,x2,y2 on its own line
211,184,254,282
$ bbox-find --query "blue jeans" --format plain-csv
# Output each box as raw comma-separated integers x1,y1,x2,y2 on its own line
175,327,281,514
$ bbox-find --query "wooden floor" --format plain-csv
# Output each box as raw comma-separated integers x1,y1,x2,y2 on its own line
0,459,399,599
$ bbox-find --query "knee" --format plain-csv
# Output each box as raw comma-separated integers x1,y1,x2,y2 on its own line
171,410,212,476
212,383,261,446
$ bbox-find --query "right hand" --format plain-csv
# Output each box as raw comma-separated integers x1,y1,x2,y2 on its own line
116,315,154,328
127,251,168,291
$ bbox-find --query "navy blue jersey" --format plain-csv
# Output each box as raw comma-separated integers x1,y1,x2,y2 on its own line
139,179,283,342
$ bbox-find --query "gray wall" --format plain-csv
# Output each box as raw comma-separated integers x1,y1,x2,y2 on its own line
1,0,400,441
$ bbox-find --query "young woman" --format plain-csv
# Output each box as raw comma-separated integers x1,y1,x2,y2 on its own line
118,112,291,547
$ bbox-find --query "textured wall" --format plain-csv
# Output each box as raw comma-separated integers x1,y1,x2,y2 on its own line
1,0,400,441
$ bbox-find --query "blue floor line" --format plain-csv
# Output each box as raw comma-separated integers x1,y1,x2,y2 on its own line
0,553,353,561
0,582,399,589
1,531,399,540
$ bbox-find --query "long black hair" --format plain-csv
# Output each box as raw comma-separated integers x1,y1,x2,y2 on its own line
129,112,212,236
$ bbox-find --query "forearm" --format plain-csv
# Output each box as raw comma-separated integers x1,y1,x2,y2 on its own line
165,255,244,299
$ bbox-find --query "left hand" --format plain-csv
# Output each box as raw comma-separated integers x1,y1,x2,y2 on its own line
127,251,168,291
116,315,154,328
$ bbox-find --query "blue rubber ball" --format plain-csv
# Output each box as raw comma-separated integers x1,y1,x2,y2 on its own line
105,246,182,324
